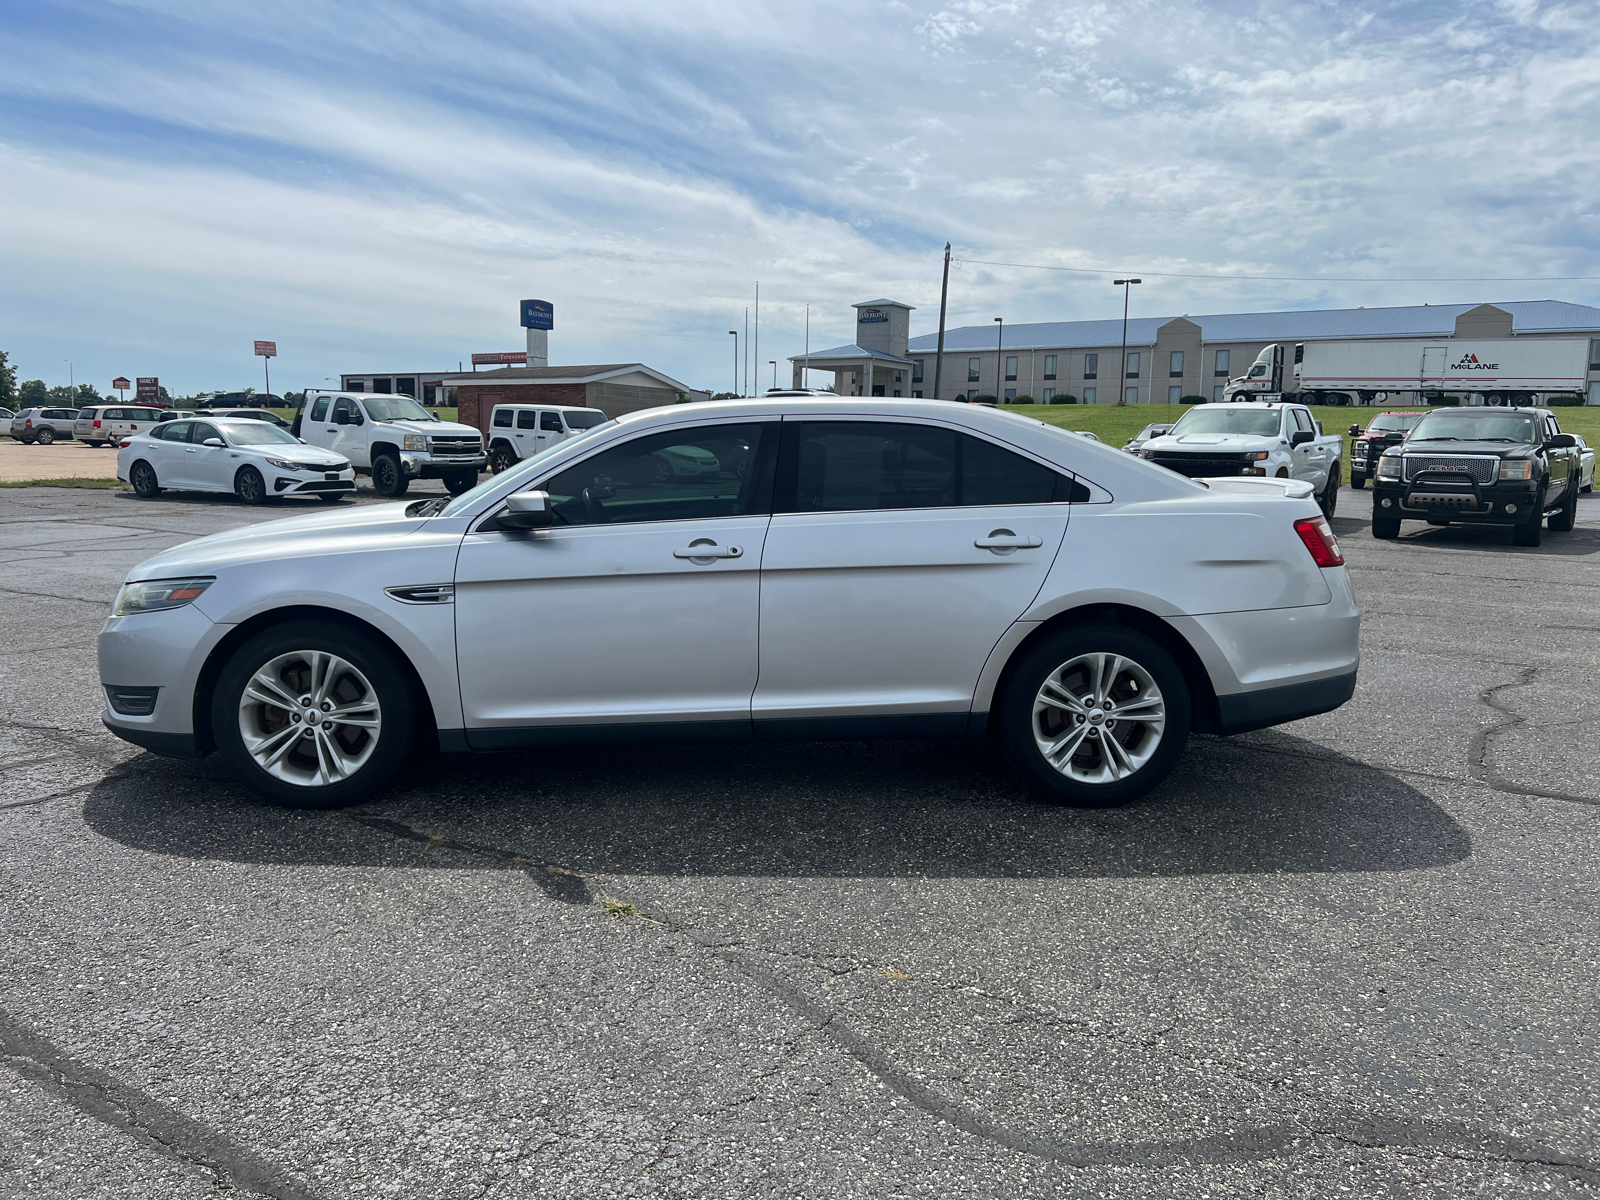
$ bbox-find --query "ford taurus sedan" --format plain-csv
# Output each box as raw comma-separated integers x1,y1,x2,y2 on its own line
99,399,1359,809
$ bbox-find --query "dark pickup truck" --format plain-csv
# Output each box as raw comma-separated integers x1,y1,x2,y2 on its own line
1371,407,1582,547
1347,410,1425,489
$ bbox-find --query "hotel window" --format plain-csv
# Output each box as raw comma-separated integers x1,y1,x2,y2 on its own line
1125,386,1139,404
1004,388,1016,402
1213,384,1224,402
966,388,978,400
1168,351,1183,378
1042,387,1055,401
894,371,903,383
1214,349,1231,376
1125,352,1140,379
912,390,923,398
968,357,981,383
1169,386,1182,403
912,359,924,383
1005,356,1017,381
1043,355,1057,380
1083,387,1096,404
1083,353,1098,380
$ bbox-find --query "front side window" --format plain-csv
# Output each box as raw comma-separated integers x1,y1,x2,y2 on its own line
968,358,981,383
1169,351,1184,377
1043,355,1057,379
541,424,769,526
362,395,432,422
564,410,606,430
1126,352,1141,378
1084,353,1098,379
541,412,563,431
331,397,362,425
1215,349,1230,375
1292,408,1313,433
1005,356,1017,381
310,398,330,422
189,422,223,444
493,408,514,428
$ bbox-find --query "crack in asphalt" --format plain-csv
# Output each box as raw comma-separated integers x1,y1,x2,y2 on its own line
1468,666,1599,805
339,809,1600,1184
0,1010,325,1200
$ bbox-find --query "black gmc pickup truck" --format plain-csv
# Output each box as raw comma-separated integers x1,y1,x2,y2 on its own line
1370,407,1581,547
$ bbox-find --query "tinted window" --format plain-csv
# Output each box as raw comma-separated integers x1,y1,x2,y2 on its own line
494,408,514,428
507,409,530,429
541,424,769,527
1292,408,1313,433
961,435,1062,505
78,408,96,419
310,398,330,422
788,422,956,512
331,397,362,425
159,422,191,442
132,409,160,420
541,412,563,432
189,422,222,444
565,410,607,430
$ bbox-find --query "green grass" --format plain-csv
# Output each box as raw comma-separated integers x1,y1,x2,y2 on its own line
0,477,126,489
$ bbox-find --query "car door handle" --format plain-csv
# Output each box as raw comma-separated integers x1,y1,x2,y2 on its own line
975,531,1043,551
185,448,197,454
673,541,742,560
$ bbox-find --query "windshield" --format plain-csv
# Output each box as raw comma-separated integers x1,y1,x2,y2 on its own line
362,396,435,422
564,410,607,430
1367,414,1424,434
1168,408,1283,437
1410,413,1539,443
437,420,619,517
221,422,300,446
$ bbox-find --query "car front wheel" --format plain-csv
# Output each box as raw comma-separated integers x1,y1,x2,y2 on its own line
372,453,408,497
235,465,268,505
212,620,415,808
998,625,1190,808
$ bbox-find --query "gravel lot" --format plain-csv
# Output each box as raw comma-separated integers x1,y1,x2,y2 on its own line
2,483,1597,1199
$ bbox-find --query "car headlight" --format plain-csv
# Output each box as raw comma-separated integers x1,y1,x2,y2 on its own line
1244,451,1269,461
1498,460,1532,480
1376,456,1402,478
404,434,428,452
113,577,214,616
264,457,306,471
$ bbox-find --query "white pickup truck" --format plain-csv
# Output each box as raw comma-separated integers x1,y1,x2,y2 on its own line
293,391,485,497
1139,402,1343,516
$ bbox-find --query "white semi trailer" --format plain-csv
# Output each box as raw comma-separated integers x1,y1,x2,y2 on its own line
1225,338,1589,406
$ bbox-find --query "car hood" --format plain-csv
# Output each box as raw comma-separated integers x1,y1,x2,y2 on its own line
262,445,350,466
122,502,428,582
376,419,480,437
1144,433,1278,450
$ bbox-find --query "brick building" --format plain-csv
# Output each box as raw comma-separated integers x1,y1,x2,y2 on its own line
439,363,698,436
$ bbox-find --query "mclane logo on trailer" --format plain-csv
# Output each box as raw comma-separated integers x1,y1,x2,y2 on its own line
1449,352,1500,371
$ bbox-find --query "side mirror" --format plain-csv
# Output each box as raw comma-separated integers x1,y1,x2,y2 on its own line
333,411,350,425
1347,424,1361,436
496,490,553,530
1290,430,1315,447
202,437,226,448
1545,433,1577,450
1151,426,1171,437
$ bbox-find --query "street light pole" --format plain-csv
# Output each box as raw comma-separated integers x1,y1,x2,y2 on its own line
993,317,1004,402
728,331,738,397
65,360,73,403
769,360,777,390
1114,278,1141,406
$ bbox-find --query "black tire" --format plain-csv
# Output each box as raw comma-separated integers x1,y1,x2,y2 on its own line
316,492,346,504
1231,393,1250,404
130,460,162,498
1320,465,1340,517
36,427,55,446
211,619,416,808
1513,506,1543,547
372,453,408,497
1372,516,1401,539
488,445,516,474
1350,471,1366,490
1548,480,1578,532
86,440,105,448
443,469,477,496
235,465,268,505
998,624,1191,808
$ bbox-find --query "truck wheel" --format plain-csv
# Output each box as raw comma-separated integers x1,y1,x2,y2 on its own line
1548,482,1578,532
1231,393,1250,404
372,453,409,497
443,469,477,496
1513,508,1543,546
129,460,162,498
1319,465,1340,517
488,445,516,474
997,624,1191,808
1275,467,1290,479
36,427,55,446
1350,471,1366,490
211,619,415,808
234,465,268,505
1372,516,1401,539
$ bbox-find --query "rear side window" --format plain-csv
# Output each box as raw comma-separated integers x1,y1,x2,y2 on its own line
516,410,537,429
776,422,1081,512
541,411,563,431
78,408,96,419
132,409,160,420
494,408,514,428
310,398,330,422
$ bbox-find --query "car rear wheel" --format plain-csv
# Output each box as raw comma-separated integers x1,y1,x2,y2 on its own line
235,465,268,505
36,428,55,445
1372,516,1401,539
212,620,415,808
372,453,408,497
998,625,1190,808
130,460,162,498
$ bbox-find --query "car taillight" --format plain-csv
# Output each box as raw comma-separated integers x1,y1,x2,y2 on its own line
24,419,32,428
1294,515,1344,567
119,438,132,447
93,419,102,427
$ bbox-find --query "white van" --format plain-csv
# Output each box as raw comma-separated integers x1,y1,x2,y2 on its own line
75,406,166,447
486,404,608,473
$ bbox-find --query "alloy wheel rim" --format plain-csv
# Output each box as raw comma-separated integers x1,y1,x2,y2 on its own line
237,649,382,787
1031,652,1166,784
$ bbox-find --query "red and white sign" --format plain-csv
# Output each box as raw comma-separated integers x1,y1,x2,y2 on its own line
112,376,132,391
253,340,277,357
136,377,159,400
471,351,527,366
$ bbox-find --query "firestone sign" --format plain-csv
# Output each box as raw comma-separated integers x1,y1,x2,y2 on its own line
472,352,528,365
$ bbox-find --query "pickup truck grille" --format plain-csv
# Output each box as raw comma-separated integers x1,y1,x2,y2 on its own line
429,436,482,457
1145,452,1255,478
1403,455,1497,484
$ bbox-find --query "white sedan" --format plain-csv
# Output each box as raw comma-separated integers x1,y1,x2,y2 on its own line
1574,433,1595,493
98,398,1359,810
118,417,356,504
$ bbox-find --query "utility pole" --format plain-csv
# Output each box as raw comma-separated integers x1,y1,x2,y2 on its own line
804,303,810,389
753,282,759,400
729,331,738,397
769,360,777,390
993,317,1004,402
1114,278,1141,406
743,308,749,396
933,242,951,400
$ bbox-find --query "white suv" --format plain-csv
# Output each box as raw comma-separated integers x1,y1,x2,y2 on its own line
294,391,485,496
99,398,1359,811
486,403,608,473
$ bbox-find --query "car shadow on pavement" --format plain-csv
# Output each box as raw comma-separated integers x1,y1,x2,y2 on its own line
82,732,1470,890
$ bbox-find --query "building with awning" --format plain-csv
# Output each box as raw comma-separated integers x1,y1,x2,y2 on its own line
790,300,919,396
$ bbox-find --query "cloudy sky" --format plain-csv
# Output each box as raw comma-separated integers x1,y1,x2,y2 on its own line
5,0,1600,395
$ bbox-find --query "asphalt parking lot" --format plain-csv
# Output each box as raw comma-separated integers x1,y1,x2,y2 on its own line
2,483,1598,1199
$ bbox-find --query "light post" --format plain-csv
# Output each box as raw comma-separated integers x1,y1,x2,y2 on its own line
769,360,777,391
728,331,738,397
993,317,1003,402
65,360,73,404
1114,278,1141,406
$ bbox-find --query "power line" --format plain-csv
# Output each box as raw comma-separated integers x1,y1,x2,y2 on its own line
954,256,1600,284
